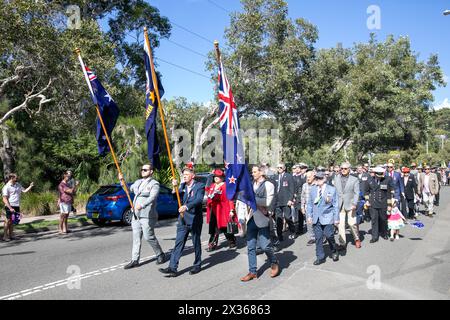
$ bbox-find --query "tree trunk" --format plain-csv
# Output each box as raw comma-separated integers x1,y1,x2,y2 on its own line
0,125,15,179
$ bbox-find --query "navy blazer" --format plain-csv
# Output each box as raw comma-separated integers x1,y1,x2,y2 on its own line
178,181,205,227
385,171,404,200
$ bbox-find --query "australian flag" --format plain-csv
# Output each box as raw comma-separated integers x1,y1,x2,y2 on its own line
85,66,119,156
218,60,257,212
144,38,163,169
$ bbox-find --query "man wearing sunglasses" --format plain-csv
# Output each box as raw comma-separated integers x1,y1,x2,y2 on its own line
120,164,166,270
418,165,439,217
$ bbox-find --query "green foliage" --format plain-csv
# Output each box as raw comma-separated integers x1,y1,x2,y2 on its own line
19,192,58,216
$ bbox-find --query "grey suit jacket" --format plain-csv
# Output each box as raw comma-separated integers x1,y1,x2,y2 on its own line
130,178,160,219
333,174,359,211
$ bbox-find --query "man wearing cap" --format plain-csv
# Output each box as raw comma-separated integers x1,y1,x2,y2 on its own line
418,165,439,217
292,164,307,235
307,171,340,265
333,162,361,249
401,167,418,219
364,166,395,242
159,165,205,277
385,162,404,206
273,163,296,242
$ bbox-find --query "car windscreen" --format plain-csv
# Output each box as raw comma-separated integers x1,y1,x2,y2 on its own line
94,186,122,196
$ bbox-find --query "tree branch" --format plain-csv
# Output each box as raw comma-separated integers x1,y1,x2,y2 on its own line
0,78,53,125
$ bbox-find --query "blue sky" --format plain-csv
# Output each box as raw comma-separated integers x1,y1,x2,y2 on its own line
136,0,449,109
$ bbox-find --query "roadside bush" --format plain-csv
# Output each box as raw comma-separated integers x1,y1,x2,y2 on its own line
20,192,58,216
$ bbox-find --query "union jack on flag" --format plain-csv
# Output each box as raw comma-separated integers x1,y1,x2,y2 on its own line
218,59,256,211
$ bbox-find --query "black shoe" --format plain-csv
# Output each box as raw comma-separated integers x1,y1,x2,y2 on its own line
256,248,264,255
124,260,139,270
382,235,389,240
159,267,177,277
189,267,201,275
156,253,167,265
313,258,326,265
273,245,281,253
370,239,378,243
331,251,339,262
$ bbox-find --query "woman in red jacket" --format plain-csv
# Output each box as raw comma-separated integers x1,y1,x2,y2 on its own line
206,169,237,251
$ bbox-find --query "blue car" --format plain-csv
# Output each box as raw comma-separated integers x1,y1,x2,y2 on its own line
86,183,179,226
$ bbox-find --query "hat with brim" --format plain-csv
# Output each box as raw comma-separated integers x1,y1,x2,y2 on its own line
373,166,385,174
314,171,326,179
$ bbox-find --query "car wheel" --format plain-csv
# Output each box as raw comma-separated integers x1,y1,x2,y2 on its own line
92,218,106,226
121,208,133,226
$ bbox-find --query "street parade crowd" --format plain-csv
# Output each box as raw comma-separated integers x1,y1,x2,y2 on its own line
1,161,449,282
123,160,448,281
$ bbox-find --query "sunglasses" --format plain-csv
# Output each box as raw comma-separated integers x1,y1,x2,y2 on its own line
141,168,150,172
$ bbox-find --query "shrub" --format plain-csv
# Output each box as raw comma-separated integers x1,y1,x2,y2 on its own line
19,192,58,216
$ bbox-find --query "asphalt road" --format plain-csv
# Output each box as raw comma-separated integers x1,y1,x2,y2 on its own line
1,188,449,300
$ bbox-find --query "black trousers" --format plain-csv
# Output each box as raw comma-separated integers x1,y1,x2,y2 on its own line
294,208,305,234
275,206,295,241
369,207,388,240
208,211,235,246
434,192,440,206
402,197,416,219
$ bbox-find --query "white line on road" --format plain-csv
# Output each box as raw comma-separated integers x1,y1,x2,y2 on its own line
0,236,224,300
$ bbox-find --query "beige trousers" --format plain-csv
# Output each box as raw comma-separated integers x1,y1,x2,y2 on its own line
338,208,359,245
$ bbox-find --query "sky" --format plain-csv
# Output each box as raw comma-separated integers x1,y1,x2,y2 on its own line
127,0,450,109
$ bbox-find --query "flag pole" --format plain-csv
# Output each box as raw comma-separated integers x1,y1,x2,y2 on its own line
143,28,183,212
214,40,221,64
74,48,136,218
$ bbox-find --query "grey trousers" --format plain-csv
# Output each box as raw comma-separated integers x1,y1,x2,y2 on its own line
131,216,163,262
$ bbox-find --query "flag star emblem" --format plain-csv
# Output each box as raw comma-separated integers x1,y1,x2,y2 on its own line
224,161,230,169
236,153,243,163
104,92,113,102
228,176,236,184
102,135,106,140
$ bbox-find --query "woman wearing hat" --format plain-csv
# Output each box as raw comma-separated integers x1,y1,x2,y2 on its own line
205,168,238,251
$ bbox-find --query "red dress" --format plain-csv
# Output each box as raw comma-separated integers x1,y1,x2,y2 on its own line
206,182,237,230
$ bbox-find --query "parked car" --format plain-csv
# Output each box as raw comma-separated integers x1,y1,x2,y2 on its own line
86,183,179,226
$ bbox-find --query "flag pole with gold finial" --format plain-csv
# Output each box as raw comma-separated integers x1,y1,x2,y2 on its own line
143,27,183,218
74,48,136,219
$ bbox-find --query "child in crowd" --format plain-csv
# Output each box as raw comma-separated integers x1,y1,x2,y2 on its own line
387,199,407,241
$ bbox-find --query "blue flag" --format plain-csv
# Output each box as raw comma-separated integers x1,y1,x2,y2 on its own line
218,60,257,212
85,66,119,156
144,39,163,169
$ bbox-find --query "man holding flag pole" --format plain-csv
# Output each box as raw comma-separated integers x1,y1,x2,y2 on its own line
214,41,280,281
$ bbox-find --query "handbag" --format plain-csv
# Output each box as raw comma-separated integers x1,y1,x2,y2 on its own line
227,221,239,235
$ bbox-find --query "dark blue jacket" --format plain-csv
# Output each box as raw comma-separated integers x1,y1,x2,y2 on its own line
179,181,205,227
385,171,404,200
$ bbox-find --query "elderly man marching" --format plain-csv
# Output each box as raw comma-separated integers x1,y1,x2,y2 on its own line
364,166,395,243
333,162,361,250
307,171,340,265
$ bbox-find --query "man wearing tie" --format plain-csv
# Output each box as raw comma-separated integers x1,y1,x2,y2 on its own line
273,163,296,242
159,165,205,277
307,171,340,265
386,162,404,205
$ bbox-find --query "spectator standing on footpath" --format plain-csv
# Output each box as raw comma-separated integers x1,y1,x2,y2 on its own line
2,173,34,241
58,172,79,234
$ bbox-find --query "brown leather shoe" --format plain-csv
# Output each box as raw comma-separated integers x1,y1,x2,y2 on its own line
355,240,361,249
240,272,257,282
270,263,280,278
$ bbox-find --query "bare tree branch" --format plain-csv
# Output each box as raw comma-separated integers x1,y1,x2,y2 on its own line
0,66,33,97
0,78,53,125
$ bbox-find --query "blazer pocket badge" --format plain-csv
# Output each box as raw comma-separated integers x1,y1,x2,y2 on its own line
325,193,332,204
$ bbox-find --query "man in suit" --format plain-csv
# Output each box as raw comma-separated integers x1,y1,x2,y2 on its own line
432,166,441,206
333,162,361,249
386,162,404,206
357,165,371,222
159,166,205,277
418,165,440,217
292,164,306,235
364,166,395,243
241,165,280,282
307,171,340,265
120,164,167,270
401,167,418,219
273,163,296,242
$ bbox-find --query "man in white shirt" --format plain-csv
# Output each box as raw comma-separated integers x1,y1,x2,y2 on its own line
2,173,34,241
